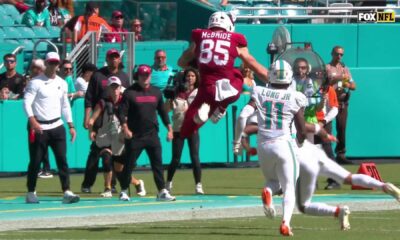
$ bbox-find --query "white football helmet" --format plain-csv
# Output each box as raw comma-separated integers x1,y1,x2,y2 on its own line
208,11,235,32
269,60,293,85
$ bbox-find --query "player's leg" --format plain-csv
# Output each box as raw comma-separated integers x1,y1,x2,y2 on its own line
233,106,256,154
180,89,209,138
166,132,185,192
99,148,113,197
275,139,298,236
258,143,280,219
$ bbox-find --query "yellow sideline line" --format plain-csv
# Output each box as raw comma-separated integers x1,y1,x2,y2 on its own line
0,200,203,214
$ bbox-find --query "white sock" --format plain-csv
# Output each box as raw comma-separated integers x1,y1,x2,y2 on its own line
234,105,255,143
282,188,296,225
351,174,384,190
304,202,337,217
64,190,73,196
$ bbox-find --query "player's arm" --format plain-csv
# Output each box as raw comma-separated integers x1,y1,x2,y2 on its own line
294,107,306,146
237,46,269,83
305,122,337,142
178,42,196,68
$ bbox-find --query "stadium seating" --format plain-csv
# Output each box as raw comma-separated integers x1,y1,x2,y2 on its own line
2,4,21,20
253,3,279,23
19,39,35,51
0,28,5,40
280,4,309,23
32,26,51,39
0,15,16,27
19,27,36,39
47,26,61,39
328,2,353,23
3,27,22,39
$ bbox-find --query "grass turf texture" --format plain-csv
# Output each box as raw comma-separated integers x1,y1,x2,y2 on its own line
0,164,399,239
1,210,399,239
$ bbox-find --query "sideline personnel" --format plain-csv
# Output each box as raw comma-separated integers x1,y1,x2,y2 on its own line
23,52,80,204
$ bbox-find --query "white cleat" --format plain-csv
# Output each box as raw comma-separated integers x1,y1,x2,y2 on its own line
157,189,176,201
194,103,210,124
233,141,242,155
166,181,173,192
63,191,80,204
261,188,276,219
135,179,146,197
339,205,351,231
119,190,130,201
195,183,204,195
210,107,226,123
100,189,112,198
383,183,400,202
26,191,39,204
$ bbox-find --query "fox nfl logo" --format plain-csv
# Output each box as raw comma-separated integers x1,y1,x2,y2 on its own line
358,11,396,23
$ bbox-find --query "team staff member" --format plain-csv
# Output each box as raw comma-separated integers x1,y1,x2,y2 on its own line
81,49,129,193
23,52,80,204
118,64,175,201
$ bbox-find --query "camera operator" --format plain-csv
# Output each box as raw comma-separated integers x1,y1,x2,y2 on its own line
163,68,204,195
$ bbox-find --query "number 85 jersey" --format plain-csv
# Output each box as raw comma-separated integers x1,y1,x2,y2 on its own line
192,29,247,87
252,85,307,141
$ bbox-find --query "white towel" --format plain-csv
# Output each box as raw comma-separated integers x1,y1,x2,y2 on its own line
215,78,239,101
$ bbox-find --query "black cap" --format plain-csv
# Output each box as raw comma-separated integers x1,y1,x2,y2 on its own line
86,1,99,12
82,63,97,73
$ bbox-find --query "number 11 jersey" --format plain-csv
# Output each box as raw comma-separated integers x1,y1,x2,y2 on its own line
252,85,307,141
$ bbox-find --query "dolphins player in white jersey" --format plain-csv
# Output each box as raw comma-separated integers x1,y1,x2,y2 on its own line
251,60,307,236
240,107,400,231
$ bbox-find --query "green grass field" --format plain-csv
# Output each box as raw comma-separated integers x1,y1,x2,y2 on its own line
0,163,399,239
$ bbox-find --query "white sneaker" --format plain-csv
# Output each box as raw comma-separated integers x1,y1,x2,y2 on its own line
338,205,351,230
166,181,173,192
210,107,226,123
100,189,112,198
233,141,242,155
135,180,146,197
261,188,276,219
383,183,400,202
194,103,210,124
119,190,130,201
63,191,80,204
26,191,39,204
195,183,204,195
157,189,176,201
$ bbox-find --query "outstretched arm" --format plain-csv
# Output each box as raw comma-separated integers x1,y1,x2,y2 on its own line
178,42,196,68
237,46,269,83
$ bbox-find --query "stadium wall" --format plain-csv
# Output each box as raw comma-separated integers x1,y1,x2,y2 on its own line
1,24,400,171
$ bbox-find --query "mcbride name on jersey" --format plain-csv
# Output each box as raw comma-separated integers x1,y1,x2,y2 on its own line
252,85,307,140
191,29,247,87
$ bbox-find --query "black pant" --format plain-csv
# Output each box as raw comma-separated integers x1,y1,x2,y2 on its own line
335,102,348,159
81,142,117,189
122,131,165,191
167,132,201,184
27,125,70,192
81,142,100,188
28,123,50,172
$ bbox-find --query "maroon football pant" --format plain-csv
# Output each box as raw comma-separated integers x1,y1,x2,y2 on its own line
180,84,241,138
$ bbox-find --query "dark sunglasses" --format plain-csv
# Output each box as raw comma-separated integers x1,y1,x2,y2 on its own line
4,59,15,64
114,16,123,19
296,66,308,70
156,56,166,59
334,52,344,56
64,67,73,71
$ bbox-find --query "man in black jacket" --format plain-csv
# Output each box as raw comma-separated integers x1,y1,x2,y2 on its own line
81,49,129,193
118,64,175,201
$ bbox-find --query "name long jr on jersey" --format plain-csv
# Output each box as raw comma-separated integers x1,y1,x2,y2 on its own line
201,31,232,41
259,88,292,101
252,86,307,140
